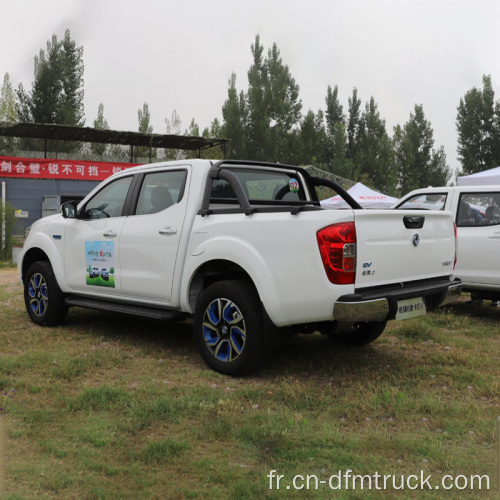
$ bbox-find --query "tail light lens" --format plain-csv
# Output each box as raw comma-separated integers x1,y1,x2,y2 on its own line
453,221,457,269
317,222,356,284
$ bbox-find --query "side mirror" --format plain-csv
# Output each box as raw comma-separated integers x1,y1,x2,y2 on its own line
61,201,78,219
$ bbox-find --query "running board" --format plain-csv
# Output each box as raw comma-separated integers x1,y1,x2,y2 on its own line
65,296,183,321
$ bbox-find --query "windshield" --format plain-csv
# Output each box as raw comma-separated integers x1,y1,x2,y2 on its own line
396,193,447,210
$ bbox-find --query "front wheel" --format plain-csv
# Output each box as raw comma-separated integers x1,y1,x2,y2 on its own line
193,280,266,375
24,261,67,326
327,320,387,346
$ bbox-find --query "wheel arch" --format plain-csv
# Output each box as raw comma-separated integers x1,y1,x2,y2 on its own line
187,259,258,313
20,247,50,282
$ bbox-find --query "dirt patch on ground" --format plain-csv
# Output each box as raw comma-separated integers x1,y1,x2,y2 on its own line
0,269,19,286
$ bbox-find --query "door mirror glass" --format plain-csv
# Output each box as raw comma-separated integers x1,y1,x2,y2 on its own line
61,201,78,219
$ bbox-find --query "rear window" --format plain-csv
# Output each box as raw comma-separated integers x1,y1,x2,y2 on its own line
210,168,307,203
396,193,447,210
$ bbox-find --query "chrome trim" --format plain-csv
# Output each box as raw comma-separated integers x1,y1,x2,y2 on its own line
333,298,389,322
440,282,462,306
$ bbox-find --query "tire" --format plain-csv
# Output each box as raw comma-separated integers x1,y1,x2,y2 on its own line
193,280,266,375
327,320,387,346
24,261,67,326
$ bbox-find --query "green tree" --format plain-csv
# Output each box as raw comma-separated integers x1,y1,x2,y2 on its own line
164,110,183,160
58,30,85,126
325,84,345,135
394,104,450,195
222,73,247,159
90,103,110,157
202,118,225,160
265,42,302,162
347,87,362,163
457,75,500,175
331,123,355,179
245,35,268,160
358,97,396,195
16,29,84,154
324,85,344,165
245,35,302,162
19,29,84,126
494,99,500,163
0,73,18,154
185,118,200,137
135,102,156,161
296,109,328,167
0,201,16,262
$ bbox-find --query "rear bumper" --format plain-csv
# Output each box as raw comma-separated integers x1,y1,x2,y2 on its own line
333,278,462,323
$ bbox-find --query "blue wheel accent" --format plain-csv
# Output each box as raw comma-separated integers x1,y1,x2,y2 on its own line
202,297,247,363
28,272,49,318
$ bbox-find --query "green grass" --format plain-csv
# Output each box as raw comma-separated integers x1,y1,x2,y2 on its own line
86,274,116,287
0,269,498,498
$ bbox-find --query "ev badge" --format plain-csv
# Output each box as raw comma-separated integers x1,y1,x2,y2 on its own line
412,234,420,247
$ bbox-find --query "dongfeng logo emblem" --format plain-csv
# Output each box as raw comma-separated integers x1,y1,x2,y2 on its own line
412,234,420,247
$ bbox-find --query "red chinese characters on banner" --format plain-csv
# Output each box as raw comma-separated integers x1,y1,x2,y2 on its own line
0,156,139,181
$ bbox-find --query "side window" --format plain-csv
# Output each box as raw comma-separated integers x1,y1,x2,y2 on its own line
82,176,133,219
135,170,187,216
457,193,500,227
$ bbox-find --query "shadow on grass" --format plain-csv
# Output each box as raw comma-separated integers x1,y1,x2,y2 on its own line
61,306,402,379
63,307,195,352
442,299,500,321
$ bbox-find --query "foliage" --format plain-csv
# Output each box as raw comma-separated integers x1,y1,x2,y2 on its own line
0,201,16,262
164,110,184,160
135,102,156,162
222,73,247,159
358,97,397,196
394,104,451,196
202,118,225,160
15,29,84,155
346,87,362,163
17,29,84,127
295,109,328,167
89,103,110,156
5,29,478,195
230,35,302,163
0,73,18,155
457,74,500,175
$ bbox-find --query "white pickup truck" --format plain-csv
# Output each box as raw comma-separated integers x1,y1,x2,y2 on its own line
19,159,460,374
396,185,500,303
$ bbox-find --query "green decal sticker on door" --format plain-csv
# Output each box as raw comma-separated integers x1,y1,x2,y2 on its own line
85,241,116,287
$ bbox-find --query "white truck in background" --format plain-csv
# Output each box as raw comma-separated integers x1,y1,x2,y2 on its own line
19,159,460,374
396,185,500,304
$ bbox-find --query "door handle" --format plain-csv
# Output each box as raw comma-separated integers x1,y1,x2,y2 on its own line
159,226,177,235
103,230,117,238
488,232,500,239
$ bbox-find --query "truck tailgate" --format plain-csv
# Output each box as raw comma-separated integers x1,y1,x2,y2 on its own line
353,210,455,289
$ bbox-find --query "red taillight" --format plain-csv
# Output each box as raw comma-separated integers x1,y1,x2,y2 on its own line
453,221,458,269
317,222,357,284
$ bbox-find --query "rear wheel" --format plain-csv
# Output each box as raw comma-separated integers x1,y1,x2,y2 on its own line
327,320,387,346
24,261,67,326
194,280,266,375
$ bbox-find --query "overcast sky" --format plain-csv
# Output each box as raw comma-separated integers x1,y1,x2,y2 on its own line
2,0,500,176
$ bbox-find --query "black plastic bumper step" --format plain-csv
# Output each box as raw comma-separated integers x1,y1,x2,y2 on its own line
65,296,182,321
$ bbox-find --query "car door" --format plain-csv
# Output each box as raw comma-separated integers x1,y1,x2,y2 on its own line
455,191,500,288
119,167,190,303
64,175,134,295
